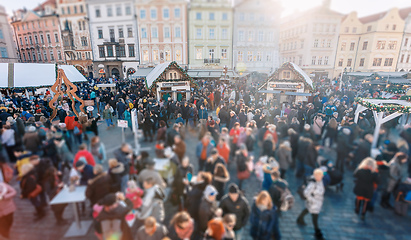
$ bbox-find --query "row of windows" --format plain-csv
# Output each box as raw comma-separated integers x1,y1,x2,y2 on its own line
313,23,337,33
95,4,132,18
237,51,273,62
399,54,411,64
339,40,397,51
142,49,182,62
337,57,394,67
98,45,135,58
282,56,303,66
21,49,62,62
313,39,333,48
139,8,181,20
280,40,304,51
141,26,181,39
238,30,275,42
195,12,228,21
97,27,133,39
61,5,84,15
0,47,8,58
238,13,267,22
15,20,56,31
19,33,59,46
311,56,330,65
195,28,229,40
195,48,228,60
280,25,308,39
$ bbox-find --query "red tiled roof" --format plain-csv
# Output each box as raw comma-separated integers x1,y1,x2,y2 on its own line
33,0,56,11
399,7,411,19
359,7,411,24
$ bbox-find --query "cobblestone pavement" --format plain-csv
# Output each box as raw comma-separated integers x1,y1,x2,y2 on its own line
4,118,411,240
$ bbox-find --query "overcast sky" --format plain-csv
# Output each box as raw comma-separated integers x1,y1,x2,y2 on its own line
2,0,411,18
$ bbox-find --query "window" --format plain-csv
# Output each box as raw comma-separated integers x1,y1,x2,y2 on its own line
80,5,84,13
40,35,44,44
22,53,26,61
257,51,262,61
34,35,38,44
322,39,326,48
350,42,355,51
239,13,245,21
237,51,243,62
347,58,352,67
301,40,304,48
19,37,22,45
163,9,169,18
376,41,385,49
81,37,88,46
165,50,171,61
314,39,319,48
24,37,28,45
128,45,135,57
327,39,331,48
222,29,228,40
141,28,147,38
352,27,357,33
43,50,47,61
355,58,363,67
38,50,41,61
99,46,105,58
221,49,227,59
117,27,123,38
239,31,244,41
107,6,113,17
115,5,121,16
175,26,181,38
164,27,170,38
151,9,157,19
367,25,372,32
312,56,316,65
393,25,396,30
79,21,82,30
267,52,272,62
32,51,36,61
98,29,103,39
317,56,322,65
67,7,71,14
386,24,389,30
174,8,181,18
127,27,133,37
57,50,62,60
341,42,346,51
117,45,126,57
54,33,59,42
0,48,8,58
222,13,228,21
140,10,146,19
248,51,253,61
143,50,149,61
344,27,349,33
249,13,254,21
61,8,65,15
258,31,264,42
196,28,202,39
107,45,114,57
29,36,33,45
268,31,274,42
209,28,215,39
109,28,115,41
196,12,201,20
125,5,131,15
248,30,254,41
401,54,405,63
404,38,409,47
384,58,393,66
372,58,382,66
83,22,86,30
151,27,158,38
196,48,202,59
209,12,215,20
74,6,77,14
47,34,51,44
407,55,410,63
388,41,397,50
362,41,368,50
338,59,343,67
324,56,329,65
175,50,182,61
50,49,54,60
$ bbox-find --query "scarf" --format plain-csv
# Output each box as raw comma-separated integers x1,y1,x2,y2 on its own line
175,219,194,239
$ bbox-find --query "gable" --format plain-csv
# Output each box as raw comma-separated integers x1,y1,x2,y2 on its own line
22,11,41,22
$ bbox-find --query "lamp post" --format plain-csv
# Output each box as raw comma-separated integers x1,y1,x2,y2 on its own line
223,65,228,81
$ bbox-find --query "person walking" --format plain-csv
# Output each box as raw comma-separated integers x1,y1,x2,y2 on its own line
102,104,114,129
0,182,17,239
296,169,325,239
167,211,195,240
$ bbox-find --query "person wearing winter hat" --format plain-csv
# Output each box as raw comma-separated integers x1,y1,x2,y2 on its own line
198,185,221,235
219,183,251,240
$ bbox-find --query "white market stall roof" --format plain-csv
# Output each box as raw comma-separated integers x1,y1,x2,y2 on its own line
0,63,87,88
129,67,154,79
289,62,313,89
144,61,196,90
187,69,239,79
258,89,312,96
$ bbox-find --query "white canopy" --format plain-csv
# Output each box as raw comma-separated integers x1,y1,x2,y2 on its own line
145,62,171,89
0,63,87,88
289,62,313,89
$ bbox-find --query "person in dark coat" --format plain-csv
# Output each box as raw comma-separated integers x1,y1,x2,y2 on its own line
218,106,230,129
57,107,67,123
198,185,219,235
353,158,379,220
108,158,126,193
185,172,212,225
86,164,112,206
75,161,95,186
219,183,250,238
116,99,126,120
238,109,247,127
170,157,193,208
142,112,154,142
353,134,373,168
20,163,46,220
336,128,354,173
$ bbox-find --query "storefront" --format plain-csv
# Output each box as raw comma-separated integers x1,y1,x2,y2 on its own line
259,62,313,104
144,61,198,101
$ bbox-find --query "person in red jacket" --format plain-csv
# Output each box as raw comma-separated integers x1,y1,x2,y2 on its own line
73,143,96,167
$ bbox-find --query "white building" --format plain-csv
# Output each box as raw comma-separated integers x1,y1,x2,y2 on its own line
397,10,411,72
233,0,281,74
86,0,140,79
0,5,18,63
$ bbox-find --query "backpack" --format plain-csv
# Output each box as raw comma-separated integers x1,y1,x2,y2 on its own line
73,126,81,135
276,186,295,211
297,179,316,200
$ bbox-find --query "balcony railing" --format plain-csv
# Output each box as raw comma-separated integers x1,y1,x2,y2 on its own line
64,45,75,51
204,58,220,64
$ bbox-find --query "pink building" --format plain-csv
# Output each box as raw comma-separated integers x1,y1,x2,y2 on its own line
11,0,65,64
135,0,188,67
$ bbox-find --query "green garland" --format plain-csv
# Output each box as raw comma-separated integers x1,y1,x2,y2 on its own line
356,97,411,113
383,87,406,94
400,96,411,101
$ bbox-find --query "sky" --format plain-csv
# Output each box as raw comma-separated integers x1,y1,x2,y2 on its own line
2,0,411,17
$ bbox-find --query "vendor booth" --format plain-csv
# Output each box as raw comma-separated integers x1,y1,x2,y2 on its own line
259,62,313,104
144,62,197,101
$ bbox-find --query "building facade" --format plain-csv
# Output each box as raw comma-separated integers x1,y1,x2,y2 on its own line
279,1,343,80
11,0,65,64
135,0,188,67
86,0,139,79
232,0,281,74
333,8,411,78
397,9,411,72
0,5,19,63
188,0,233,70
57,0,93,77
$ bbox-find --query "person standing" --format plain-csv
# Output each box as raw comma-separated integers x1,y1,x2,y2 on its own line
196,135,214,171
296,169,325,239
102,104,115,129
0,182,17,239
1,125,16,162
136,216,168,240
167,211,195,240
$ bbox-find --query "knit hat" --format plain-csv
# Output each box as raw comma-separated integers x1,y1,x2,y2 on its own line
210,148,218,155
99,193,117,206
203,185,218,198
27,126,37,132
76,160,86,168
228,183,239,194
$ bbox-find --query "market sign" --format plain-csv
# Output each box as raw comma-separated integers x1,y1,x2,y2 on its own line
162,82,187,87
269,82,303,89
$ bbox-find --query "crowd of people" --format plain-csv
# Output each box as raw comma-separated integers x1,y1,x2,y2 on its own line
0,77,411,240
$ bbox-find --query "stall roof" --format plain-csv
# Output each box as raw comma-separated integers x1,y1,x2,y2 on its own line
258,89,311,96
145,62,171,89
130,68,154,79
289,62,313,89
59,65,88,83
187,69,238,79
347,71,408,78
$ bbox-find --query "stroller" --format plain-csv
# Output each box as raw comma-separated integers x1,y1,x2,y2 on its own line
320,160,344,192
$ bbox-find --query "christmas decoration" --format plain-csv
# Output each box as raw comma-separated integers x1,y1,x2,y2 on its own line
400,96,411,102
383,86,406,94
145,61,198,90
355,98,411,113
267,62,313,90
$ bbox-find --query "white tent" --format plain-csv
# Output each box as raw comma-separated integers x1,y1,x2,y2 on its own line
0,63,87,88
